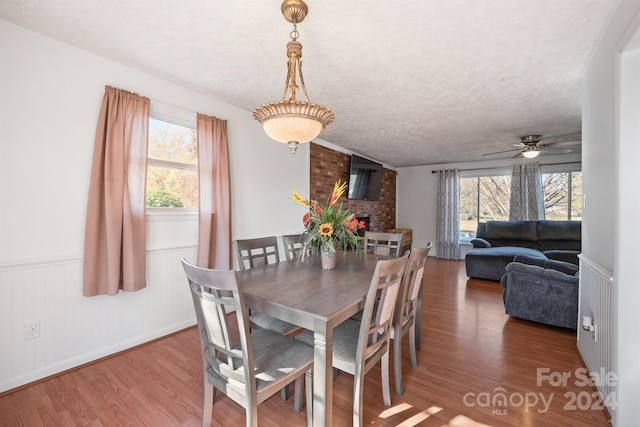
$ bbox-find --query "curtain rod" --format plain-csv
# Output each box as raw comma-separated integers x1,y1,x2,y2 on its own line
431,161,580,174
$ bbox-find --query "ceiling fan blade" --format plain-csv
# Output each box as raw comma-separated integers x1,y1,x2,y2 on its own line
542,141,581,148
482,148,520,156
542,147,574,154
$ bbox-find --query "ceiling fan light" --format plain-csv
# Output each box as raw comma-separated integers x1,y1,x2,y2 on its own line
522,149,540,159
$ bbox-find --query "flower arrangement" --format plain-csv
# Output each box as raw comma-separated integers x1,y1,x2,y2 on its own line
291,180,365,259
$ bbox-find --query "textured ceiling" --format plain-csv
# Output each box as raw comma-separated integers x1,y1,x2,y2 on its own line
0,0,618,166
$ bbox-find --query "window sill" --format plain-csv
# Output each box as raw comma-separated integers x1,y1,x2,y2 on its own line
147,209,198,222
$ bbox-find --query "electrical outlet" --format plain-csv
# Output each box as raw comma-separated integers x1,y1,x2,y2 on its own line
25,320,40,340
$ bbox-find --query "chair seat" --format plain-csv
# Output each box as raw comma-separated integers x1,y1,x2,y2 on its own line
213,329,313,394
249,312,300,336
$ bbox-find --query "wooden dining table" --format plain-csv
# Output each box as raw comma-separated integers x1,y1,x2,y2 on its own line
237,251,382,427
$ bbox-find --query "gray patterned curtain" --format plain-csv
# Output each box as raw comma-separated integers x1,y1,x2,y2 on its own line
509,162,544,221
436,169,460,259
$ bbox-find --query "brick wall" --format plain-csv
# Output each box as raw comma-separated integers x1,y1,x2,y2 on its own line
309,143,396,232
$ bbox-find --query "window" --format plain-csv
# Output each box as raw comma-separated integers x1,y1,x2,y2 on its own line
460,174,511,238
459,166,582,238
146,104,198,209
542,171,582,220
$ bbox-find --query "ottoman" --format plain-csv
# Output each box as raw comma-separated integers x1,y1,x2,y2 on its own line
465,247,547,281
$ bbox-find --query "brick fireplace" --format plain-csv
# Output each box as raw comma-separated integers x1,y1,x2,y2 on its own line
309,143,396,232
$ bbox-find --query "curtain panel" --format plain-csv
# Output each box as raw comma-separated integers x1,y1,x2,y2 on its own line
436,169,461,259
509,162,545,221
83,86,150,296
196,114,232,269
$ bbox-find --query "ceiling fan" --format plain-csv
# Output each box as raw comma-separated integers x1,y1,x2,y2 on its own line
482,134,580,159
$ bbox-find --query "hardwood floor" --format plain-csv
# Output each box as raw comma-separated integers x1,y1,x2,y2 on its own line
0,259,610,426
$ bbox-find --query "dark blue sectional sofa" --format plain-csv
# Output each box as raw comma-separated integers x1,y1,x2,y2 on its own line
464,220,581,281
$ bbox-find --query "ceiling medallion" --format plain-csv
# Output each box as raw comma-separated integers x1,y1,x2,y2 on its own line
253,0,335,154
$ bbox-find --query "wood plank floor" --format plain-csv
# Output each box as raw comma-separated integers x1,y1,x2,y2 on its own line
0,259,610,426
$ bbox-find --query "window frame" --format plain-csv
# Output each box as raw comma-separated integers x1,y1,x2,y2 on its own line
146,102,198,215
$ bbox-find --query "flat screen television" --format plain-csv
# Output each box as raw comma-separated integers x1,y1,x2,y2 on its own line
348,154,383,201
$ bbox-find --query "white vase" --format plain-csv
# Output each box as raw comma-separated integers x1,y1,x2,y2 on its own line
320,244,336,270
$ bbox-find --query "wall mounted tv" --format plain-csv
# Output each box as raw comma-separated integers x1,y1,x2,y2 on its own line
348,154,383,201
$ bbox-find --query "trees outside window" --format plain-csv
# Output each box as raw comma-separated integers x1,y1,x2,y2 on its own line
146,118,198,208
543,171,582,220
460,175,511,237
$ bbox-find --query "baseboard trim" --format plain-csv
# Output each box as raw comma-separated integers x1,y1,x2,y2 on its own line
0,320,196,395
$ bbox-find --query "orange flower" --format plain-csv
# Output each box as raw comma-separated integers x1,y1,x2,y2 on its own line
310,200,322,215
329,180,348,207
303,213,310,227
319,223,334,237
345,218,358,233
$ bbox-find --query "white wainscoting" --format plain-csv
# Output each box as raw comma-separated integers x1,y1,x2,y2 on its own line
577,254,616,419
0,246,198,393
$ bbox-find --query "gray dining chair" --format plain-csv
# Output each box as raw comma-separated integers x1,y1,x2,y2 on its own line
281,233,306,262
296,254,408,427
363,231,403,257
415,242,433,351
234,237,300,336
181,258,313,427
390,243,431,395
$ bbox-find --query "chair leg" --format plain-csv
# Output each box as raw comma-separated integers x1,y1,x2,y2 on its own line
353,372,365,427
293,376,303,413
381,351,391,407
305,369,313,427
280,385,289,401
202,382,214,427
409,323,418,369
246,403,258,427
393,336,404,396
416,292,423,350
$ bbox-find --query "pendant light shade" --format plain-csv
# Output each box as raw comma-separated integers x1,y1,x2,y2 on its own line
253,0,334,154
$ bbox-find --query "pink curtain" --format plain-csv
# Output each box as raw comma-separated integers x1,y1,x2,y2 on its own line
83,86,150,296
197,114,232,269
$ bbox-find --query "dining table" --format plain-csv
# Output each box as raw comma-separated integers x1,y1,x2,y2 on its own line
237,251,383,427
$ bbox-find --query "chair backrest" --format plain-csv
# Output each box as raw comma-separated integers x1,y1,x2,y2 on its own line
364,231,404,257
395,243,432,329
281,233,305,262
356,253,408,372
181,258,257,400
234,236,280,271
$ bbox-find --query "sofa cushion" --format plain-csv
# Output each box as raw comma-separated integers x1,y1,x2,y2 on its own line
484,221,538,241
543,259,579,276
537,220,581,241
514,254,579,275
542,249,580,264
466,247,547,281
513,254,547,267
537,221,581,251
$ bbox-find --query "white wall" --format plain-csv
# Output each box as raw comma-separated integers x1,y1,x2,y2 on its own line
0,21,308,391
396,153,581,256
580,1,640,424
617,44,640,427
